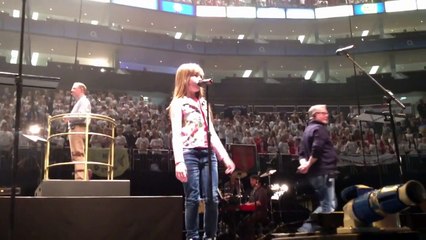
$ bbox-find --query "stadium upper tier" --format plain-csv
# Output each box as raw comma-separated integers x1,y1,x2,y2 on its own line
0,0,425,81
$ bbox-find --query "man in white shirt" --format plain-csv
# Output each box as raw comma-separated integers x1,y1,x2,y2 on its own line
65,82,91,180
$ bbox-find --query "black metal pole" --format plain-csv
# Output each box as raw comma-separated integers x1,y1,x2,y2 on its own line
9,1,26,239
386,99,405,182
5,2,60,239
205,85,213,203
371,126,383,187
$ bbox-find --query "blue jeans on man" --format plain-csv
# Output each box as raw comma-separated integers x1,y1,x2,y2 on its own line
298,174,336,233
183,148,219,240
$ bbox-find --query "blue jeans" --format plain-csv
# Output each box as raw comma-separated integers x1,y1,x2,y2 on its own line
183,148,219,240
299,174,336,233
309,174,336,214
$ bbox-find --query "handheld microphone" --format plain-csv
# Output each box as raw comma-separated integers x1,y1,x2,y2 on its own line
197,78,213,87
335,45,354,55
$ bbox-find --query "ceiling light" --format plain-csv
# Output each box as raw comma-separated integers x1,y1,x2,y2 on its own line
400,96,407,100
90,58,108,67
304,70,314,80
10,50,19,64
32,12,39,20
174,32,182,39
12,9,20,18
91,20,99,25
298,35,305,43
31,52,39,66
242,70,252,78
361,30,369,37
369,65,379,74
238,34,244,40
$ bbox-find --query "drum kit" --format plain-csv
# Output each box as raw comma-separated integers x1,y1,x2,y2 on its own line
218,168,286,236
221,170,247,204
220,168,284,210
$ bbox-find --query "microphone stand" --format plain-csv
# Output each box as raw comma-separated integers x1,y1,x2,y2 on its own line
203,84,214,208
9,2,27,239
4,1,60,239
339,50,406,182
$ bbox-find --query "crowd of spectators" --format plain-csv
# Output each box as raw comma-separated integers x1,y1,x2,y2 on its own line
0,86,425,172
175,0,384,8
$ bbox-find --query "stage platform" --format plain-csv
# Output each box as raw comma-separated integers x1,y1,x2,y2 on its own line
34,179,131,196
269,230,422,240
262,211,426,240
0,195,182,240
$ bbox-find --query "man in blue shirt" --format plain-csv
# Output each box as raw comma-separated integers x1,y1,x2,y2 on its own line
297,104,338,233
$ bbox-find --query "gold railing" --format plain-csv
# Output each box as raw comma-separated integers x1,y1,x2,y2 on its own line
43,113,116,180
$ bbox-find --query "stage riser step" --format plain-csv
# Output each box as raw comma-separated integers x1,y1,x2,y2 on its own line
35,180,130,196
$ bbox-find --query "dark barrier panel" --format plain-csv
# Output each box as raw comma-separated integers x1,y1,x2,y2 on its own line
0,196,182,240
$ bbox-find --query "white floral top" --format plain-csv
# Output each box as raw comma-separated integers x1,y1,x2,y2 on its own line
179,96,208,148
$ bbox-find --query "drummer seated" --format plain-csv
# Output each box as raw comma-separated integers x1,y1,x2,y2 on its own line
238,175,271,239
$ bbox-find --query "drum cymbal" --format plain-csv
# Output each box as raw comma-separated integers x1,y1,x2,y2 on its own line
232,170,247,179
260,169,276,178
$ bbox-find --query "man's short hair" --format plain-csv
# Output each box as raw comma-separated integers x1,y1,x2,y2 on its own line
250,174,260,181
73,82,87,92
308,104,327,119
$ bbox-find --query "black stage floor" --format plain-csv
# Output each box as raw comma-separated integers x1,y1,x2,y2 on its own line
268,231,423,240
1,196,425,240
0,195,183,240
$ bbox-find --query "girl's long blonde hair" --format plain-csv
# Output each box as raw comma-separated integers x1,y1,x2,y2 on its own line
168,63,210,117
172,63,206,99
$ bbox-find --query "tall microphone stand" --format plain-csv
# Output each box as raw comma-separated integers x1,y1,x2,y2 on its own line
5,1,60,239
204,84,214,206
338,50,406,182
9,2,27,239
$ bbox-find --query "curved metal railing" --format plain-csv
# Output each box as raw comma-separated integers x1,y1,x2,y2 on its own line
43,113,116,180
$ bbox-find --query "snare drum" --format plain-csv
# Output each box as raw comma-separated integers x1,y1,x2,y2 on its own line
239,203,255,212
